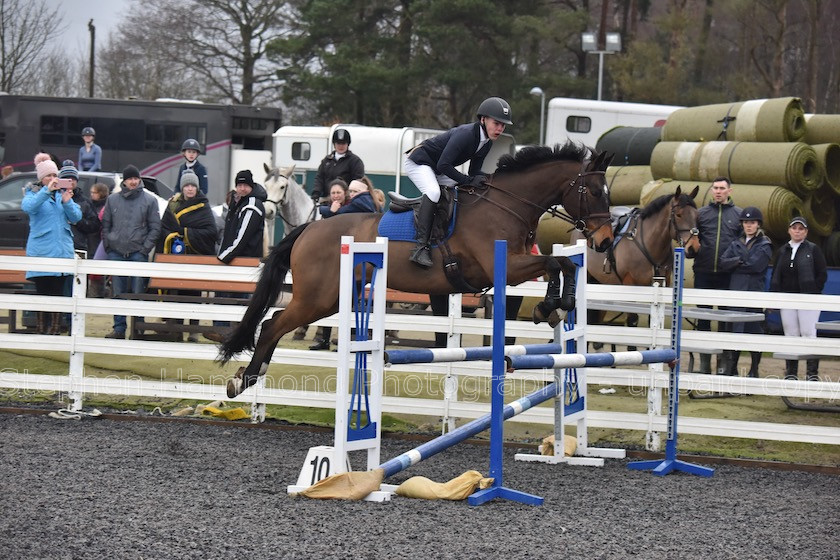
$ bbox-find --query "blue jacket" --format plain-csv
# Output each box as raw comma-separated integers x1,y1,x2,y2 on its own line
177,160,209,195
21,186,82,279
319,191,377,217
719,231,773,292
408,122,492,184
78,143,102,172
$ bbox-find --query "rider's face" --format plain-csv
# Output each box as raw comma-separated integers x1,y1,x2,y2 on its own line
482,117,505,140
742,220,759,236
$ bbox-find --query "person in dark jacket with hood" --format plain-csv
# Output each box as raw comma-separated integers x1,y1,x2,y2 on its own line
770,216,827,381
403,96,512,268
718,206,773,377
58,161,100,255
693,176,742,373
217,169,266,263
101,164,162,339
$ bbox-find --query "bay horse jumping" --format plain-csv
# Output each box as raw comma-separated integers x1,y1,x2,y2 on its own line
572,185,700,286
221,144,614,397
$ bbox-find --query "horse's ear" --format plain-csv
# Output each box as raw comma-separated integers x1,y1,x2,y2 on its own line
601,152,614,170
279,163,296,178
690,185,700,199
587,151,604,171
264,162,271,174
674,185,682,198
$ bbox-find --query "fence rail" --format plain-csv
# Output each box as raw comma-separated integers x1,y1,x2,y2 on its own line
0,255,838,448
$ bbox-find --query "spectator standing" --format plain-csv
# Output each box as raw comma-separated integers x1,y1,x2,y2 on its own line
78,127,102,171
101,165,161,339
718,207,773,377
22,154,81,334
157,172,218,342
404,97,512,267
770,217,827,381
309,179,377,351
177,139,209,195
87,183,110,297
311,128,365,202
205,170,266,342
692,176,742,373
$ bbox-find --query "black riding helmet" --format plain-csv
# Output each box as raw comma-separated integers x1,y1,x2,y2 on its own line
81,127,95,137
739,206,763,225
332,128,351,145
181,138,202,153
476,97,513,125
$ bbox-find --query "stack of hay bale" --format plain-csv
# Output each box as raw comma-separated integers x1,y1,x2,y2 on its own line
537,97,840,264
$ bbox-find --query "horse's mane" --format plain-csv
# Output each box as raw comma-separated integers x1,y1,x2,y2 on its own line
495,142,589,174
639,191,697,219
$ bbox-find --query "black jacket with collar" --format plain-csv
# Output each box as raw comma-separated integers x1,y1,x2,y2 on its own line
312,150,365,198
770,239,827,294
408,122,492,185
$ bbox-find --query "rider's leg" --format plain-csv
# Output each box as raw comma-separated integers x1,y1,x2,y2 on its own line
404,158,448,268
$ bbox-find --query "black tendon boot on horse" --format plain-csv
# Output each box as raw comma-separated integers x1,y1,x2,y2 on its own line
532,260,576,327
409,195,437,268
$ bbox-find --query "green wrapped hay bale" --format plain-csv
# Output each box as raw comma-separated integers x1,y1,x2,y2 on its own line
822,232,840,266
642,180,805,241
606,166,654,206
802,184,836,237
536,212,574,254
810,143,840,193
661,97,806,142
596,127,662,166
639,179,690,206
803,114,840,144
651,141,822,197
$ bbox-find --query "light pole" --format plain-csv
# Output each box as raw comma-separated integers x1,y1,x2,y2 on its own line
529,86,545,145
581,32,621,101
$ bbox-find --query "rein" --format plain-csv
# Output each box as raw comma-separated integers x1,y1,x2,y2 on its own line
266,169,319,229
621,200,698,277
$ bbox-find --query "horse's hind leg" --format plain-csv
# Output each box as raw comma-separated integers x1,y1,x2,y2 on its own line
532,256,577,326
226,301,336,398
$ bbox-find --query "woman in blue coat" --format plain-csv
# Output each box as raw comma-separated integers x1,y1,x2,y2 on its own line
718,206,773,377
24,154,82,334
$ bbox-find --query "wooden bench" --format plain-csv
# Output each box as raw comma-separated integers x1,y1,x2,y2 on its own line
122,254,261,341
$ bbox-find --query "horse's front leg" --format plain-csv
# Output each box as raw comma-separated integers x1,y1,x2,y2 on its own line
532,256,577,327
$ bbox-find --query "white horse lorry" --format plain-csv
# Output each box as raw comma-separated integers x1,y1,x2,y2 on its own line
545,97,683,148
272,124,516,201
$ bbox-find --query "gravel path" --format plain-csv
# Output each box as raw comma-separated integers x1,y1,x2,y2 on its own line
0,413,836,559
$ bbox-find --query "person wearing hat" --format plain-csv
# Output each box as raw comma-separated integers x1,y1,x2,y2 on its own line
718,206,773,377
58,161,100,255
770,216,827,381
403,96,513,268
311,128,365,202
157,172,219,342
693,176,743,373
177,139,209,195
22,153,82,334
100,164,162,339
78,127,102,171
205,170,267,342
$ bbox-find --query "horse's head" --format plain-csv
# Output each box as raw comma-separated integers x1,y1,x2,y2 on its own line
262,162,296,220
669,185,701,258
564,150,614,253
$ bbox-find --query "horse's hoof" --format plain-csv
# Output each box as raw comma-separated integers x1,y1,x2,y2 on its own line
532,306,546,324
226,366,246,398
547,309,567,328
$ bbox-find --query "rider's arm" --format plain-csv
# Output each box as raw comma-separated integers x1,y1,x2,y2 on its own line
436,127,474,185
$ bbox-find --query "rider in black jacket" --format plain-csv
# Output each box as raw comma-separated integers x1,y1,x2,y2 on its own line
404,97,512,267
311,128,365,201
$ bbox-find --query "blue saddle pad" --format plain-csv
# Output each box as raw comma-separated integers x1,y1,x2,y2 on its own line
378,208,456,245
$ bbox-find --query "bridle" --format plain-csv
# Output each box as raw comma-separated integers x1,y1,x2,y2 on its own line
669,200,699,249
458,160,611,242
265,168,318,229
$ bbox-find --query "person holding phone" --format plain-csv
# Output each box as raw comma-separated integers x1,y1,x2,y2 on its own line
22,153,82,334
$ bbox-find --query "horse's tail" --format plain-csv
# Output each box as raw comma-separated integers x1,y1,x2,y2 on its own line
218,223,310,364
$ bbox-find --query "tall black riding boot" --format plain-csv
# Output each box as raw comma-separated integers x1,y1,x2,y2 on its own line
806,359,820,381
717,350,735,375
748,352,761,378
409,195,437,268
784,360,798,380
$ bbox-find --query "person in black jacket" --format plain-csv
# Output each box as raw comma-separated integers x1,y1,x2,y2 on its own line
718,207,773,377
770,216,827,380
177,139,209,195
311,128,365,201
403,96,512,267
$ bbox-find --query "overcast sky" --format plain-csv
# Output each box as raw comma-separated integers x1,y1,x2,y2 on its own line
49,0,127,55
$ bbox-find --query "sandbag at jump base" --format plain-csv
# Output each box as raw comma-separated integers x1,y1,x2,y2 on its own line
810,144,840,193
641,179,806,241
661,97,806,142
596,127,662,166
803,114,840,145
605,165,654,206
650,141,822,197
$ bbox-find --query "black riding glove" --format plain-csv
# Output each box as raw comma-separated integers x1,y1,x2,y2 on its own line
468,175,487,188
311,194,321,203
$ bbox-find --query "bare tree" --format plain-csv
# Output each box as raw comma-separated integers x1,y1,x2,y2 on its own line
0,0,65,93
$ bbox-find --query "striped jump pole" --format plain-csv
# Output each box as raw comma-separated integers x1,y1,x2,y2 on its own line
506,349,677,372
384,343,563,365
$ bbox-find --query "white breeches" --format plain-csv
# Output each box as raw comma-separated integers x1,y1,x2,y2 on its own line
404,157,456,203
780,308,820,338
